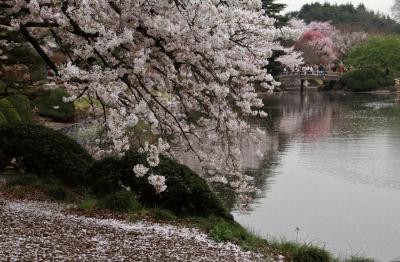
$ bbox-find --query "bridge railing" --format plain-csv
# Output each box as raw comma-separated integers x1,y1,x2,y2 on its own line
277,71,342,78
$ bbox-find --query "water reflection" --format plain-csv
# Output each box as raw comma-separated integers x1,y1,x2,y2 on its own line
234,92,400,261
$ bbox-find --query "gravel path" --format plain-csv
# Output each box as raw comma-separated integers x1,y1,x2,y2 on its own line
0,198,268,262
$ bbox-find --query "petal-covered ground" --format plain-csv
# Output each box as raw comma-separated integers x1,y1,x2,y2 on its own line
0,198,268,261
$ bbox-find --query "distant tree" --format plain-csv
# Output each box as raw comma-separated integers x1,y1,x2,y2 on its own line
345,36,400,76
261,0,286,21
391,0,400,21
295,3,400,34
292,20,367,64
0,26,47,95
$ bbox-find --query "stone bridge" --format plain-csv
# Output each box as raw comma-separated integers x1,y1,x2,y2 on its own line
276,72,341,91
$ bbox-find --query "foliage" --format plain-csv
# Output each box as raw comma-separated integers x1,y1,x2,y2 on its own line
261,0,287,24
392,0,400,22
0,124,94,186
291,3,400,34
345,36,400,76
87,152,231,219
0,26,47,86
47,185,68,201
291,20,367,64
97,191,142,213
340,68,395,92
77,197,98,211
191,216,266,251
3,1,303,203
343,257,376,262
0,112,7,124
150,208,178,221
0,98,21,124
33,89,75,122
270,241,331,262
6,95,32,122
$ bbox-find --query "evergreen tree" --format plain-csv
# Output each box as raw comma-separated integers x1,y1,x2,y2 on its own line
295,3,400,34
262,0,286,17
261,0,287,24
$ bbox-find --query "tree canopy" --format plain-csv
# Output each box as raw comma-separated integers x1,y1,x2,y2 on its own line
345,36,400,76
261,0,287,23
1,0,302,204
290,3,400,34
392,0,400,22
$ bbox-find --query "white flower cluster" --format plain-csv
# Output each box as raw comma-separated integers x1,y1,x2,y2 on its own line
147,174,167,194
133,164,149,178
5,0,303,203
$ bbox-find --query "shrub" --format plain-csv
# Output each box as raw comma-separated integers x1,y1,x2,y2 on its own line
47,185,68,201
0,98,21,124
0,112,7,124
98,191,142,213
340,68,394,92
193,216,266,250
270,241,332,262
88,152,231,219
150,208,177,221
0,124,94,186
6,95,32,122
77,197,98,211
344,257,375,262
33,88,75,122
294,245,331,262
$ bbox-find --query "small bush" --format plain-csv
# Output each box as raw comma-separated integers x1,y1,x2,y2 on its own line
294,245,331,262
7,95,32,122
47,186,68,201
0,98,21,124
98,191,142,213
33,89,75,122
340,68,394,92
271,241,332,262
194,216,265,250
0,124,94,186
210,220,245,243
77,197,98,210
0,112,7,124
150,209,177,221
88,152,231,219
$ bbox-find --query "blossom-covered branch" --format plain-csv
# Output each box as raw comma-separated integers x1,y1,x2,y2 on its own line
2,0,302,204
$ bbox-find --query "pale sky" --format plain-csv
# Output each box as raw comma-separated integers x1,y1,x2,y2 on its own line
279,0,394,15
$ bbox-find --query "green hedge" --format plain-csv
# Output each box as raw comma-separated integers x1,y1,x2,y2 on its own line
6,95,32,122
0,98,21,124
33,89,75,122
0,112,7,124
340,68,395,92
88,152,231,219
0,124,94,185
98,191,142,213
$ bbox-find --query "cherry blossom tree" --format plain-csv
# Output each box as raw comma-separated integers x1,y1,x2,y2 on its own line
1,0,302,204
290,19,367,64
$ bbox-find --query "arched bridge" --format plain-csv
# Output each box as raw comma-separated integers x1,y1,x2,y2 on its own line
276,72,341,91
276,72,341,81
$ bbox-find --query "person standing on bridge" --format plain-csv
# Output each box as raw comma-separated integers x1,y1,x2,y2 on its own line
318,64,325,75
339,62,345,74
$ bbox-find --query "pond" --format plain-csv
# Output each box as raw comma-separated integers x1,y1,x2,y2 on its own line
234,92,400,261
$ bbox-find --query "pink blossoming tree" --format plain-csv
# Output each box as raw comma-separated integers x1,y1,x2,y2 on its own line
290,19,367,65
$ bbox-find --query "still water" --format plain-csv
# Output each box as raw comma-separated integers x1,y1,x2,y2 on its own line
234,92,400,261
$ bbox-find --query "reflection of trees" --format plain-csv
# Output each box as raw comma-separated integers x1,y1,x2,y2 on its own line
182,92,400,210
230,92,344,210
